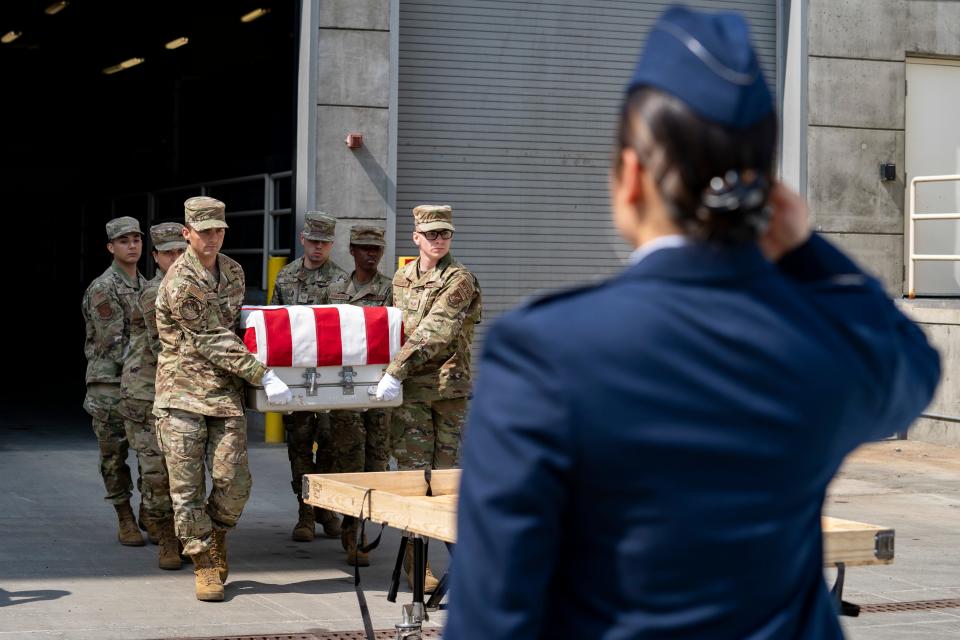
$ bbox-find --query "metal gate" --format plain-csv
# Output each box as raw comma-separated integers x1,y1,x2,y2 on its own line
99,171,292,293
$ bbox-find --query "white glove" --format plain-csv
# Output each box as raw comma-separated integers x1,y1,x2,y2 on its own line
262,369,293,405
368,373,401,401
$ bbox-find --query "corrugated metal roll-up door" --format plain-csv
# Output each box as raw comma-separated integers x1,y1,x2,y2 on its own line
396,0,778,348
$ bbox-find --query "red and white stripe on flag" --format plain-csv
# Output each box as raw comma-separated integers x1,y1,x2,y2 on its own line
240,305,404,368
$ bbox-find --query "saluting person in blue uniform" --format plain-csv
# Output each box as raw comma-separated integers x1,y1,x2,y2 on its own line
446,6,940,640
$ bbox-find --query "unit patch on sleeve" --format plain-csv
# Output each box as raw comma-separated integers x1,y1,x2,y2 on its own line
179,297,203,322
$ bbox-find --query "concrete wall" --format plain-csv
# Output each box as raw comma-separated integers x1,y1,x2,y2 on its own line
898,301,960,447
306,0,393,275
808,1,960,445
807,0,960,294
806,0,906,292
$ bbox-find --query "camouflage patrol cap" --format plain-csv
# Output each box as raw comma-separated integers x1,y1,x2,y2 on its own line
105,216,142,240
303,211,336,242
413,205,454,232
184,196,228,231
350,224,386,247
150,222,187,251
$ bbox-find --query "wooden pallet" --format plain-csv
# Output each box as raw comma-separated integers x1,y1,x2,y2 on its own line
302,470,895,566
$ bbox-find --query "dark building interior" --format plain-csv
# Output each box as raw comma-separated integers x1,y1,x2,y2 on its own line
0,0,297,407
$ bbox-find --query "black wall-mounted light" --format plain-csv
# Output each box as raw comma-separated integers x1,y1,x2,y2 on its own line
880,163,896,182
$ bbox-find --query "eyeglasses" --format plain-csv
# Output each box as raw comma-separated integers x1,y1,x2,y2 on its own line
417,230,453,241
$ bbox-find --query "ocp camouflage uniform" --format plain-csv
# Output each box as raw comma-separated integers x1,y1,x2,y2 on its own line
271,256,350,307
83,259,146,505
269,213,349,504
387,208,481,470
154,205,266,556
388,206,480,591
119,223,185,529
119,271,172,523
326,270,394,475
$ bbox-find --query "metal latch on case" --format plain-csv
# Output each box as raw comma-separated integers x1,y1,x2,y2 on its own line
302,368,319,396
340,366,355,395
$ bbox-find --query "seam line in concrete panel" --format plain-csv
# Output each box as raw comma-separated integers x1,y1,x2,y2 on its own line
319,26,389,33
316,103,390,110
820,231,904,237
809,54,906,64
809,124,904,133
912,319,960,327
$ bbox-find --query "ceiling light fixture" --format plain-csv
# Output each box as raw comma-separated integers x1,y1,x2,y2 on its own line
164,36,189,50
44,1,69,15
240,8,271,23
1,31,22,44
102,57,145,75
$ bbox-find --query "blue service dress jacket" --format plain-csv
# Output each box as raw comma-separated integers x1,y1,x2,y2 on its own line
445,235,940,640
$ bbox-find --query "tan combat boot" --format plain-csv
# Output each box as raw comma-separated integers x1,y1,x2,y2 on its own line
139,503,159,544
210,529,229,583
314,507,342,538
404,541,439,594
191,551,224,602
157,519,182,571
114,502,145,546
340,519,370,567
179,538,190,562
292,501,315,542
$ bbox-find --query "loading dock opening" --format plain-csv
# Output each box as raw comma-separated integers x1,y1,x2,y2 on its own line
0,0,298,407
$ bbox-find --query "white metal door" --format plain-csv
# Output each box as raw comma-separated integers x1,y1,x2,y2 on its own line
906,58,960,296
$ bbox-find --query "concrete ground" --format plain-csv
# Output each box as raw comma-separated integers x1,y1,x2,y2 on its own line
0,408,448,640
830,440,960,639
2,408,960,639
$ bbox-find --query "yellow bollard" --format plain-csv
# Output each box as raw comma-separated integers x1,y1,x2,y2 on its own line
264,256,288,443
265,412,285,444
266,256,287,307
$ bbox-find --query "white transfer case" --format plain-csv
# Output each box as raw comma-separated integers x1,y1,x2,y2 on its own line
241,304,404,412
245,363,401,412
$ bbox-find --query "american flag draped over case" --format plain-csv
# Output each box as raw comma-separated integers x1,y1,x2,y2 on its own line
240,305,404,368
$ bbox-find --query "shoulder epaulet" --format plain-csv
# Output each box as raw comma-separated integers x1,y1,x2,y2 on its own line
141,279,162,303
85,276,111,295
275,257,301,277
161,269,194,297
158,265,176,288
85,284,112,308
443,260,477,280
221,253,243,272
166,255,189,277
394,261,416,283
520,279,607,310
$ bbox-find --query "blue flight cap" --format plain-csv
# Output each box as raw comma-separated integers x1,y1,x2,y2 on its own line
627,6,774,128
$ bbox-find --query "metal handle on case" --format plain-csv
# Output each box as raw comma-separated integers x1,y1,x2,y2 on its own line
302,368,319,396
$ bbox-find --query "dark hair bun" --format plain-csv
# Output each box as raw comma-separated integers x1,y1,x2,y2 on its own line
616,88,777,244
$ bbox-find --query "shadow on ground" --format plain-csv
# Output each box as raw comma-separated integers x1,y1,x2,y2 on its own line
0,410,447,586
0,587,71,608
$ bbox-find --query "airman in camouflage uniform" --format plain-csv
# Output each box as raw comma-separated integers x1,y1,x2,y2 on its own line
154,196,290,602
327,225,394,565
269,211,350,542
81,216,147,547
381,206,481,469
119,222,187,570
374,204,481,592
